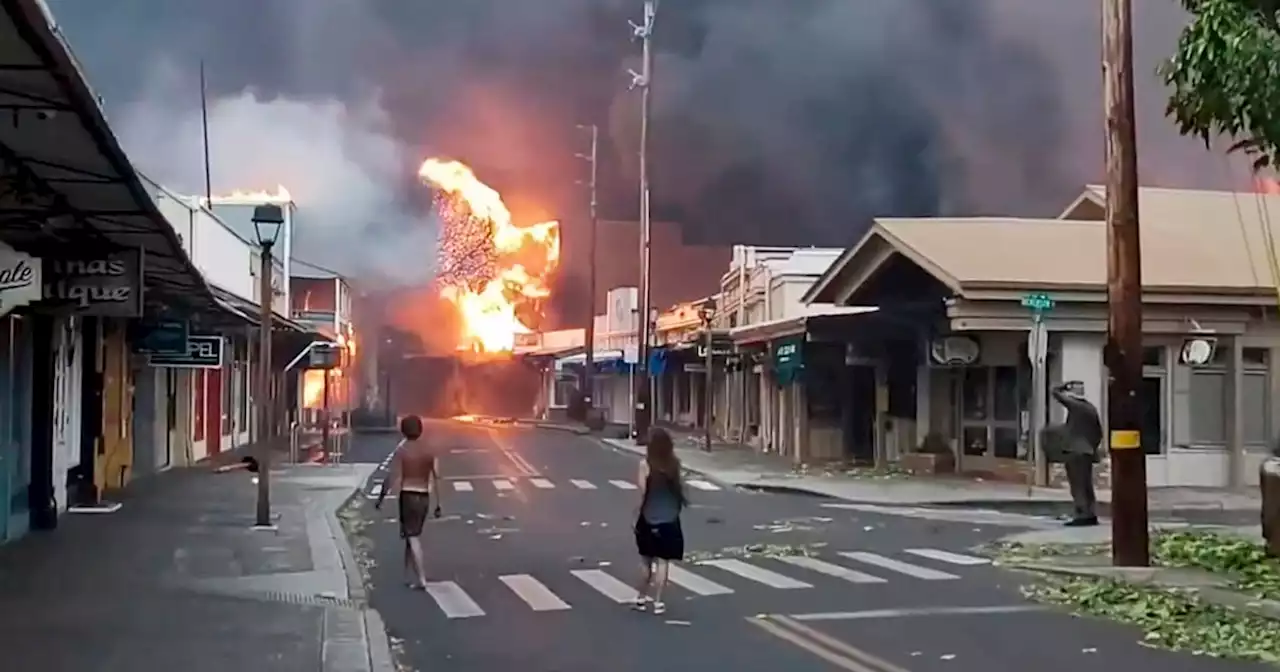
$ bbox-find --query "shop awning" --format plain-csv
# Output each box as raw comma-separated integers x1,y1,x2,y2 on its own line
0,0,221,320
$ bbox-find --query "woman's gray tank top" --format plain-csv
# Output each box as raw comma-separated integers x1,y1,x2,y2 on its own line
641,472,682,524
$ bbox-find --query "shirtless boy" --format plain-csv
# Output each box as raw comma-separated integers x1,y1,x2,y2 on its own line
376,414,442,589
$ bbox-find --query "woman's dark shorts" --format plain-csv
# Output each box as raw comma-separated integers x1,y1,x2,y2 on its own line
634,516,684,560
398,491,431,538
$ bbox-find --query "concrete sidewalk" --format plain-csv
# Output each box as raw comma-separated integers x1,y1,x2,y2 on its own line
0,462,392,672
598,436,1264,513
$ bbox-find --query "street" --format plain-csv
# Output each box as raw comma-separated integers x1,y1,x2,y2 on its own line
340,422,1270,672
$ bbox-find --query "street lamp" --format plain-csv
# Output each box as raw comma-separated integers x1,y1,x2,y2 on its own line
252,203,285,529
699,297,716,452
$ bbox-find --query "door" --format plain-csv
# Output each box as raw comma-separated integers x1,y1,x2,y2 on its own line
845,365,876,463
206,368,222,455
165,369,177,468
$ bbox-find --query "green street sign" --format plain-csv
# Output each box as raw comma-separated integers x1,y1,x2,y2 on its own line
1021,293,1055,311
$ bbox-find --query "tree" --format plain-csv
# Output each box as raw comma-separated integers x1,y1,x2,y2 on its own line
1161,0,1280,170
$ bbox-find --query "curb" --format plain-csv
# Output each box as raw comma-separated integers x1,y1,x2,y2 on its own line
328,487,367,605
363,609,396,672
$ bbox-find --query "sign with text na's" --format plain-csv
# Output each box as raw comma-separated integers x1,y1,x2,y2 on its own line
38,249,144,317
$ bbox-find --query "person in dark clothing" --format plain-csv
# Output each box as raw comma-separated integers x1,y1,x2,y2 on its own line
1050,381,1102,527
631,428,687,615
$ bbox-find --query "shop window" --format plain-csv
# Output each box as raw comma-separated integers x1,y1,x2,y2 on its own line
222,363,233,435
1189,372,1226,444
552,374,577,407
959,366,1022,458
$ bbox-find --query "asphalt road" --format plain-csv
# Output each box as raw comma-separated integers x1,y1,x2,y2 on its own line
344,422,1270,672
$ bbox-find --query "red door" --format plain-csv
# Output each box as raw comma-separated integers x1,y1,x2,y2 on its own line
207,368,223,455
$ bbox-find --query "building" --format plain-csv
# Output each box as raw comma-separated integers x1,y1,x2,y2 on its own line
289,258,356,431
803,185,1280,488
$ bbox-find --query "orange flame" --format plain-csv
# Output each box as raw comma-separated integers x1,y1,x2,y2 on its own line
418,159,561,353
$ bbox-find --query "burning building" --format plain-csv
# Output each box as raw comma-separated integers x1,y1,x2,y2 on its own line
383,159,560,418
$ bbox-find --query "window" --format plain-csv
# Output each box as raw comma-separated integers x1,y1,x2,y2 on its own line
552,375,577,407
959,366,1022,458
1188,347,1269,447
1189,372,1226,444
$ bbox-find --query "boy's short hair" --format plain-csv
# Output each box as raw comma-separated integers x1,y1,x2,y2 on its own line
400,414,423,440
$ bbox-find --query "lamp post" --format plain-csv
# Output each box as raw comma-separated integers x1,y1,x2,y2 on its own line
699,298,716,452
252,203,285,529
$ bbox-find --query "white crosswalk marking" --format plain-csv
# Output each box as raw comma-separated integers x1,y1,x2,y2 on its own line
904,549,992,566
700,558,812,589
499,574,571,611
686,479,721,491
608,480,637,490
571,569,637,603
774,556,887,584
425,581,486,618
452,481,474,492
492,479,515,491
570,479,597,489
529,478,555,489
839,552,959,580
365,483,383,499
667,565,734,595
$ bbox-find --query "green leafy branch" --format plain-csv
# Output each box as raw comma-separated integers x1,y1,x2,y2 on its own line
1161,0,1280,170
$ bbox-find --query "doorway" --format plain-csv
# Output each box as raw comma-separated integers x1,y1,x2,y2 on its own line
205,368,222,456
845,365,876,463
1140,375,1164,456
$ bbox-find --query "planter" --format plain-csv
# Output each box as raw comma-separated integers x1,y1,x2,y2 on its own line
900,451,956,475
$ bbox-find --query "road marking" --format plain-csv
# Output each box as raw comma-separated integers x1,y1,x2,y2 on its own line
529,478,555,489
904,548,991,566
746,616,879,672
452,481,474,492
839,552,959,580
570,479,597,489
788,605,1044,622
686,479,721,491
700,559,812,589
773,556,886,584
571,569,637,603
492,479,515,491
608,480,637,490
772,615,912,672
667,565,734,595
365,483,383,499
425,581,485,619
499,574,571,611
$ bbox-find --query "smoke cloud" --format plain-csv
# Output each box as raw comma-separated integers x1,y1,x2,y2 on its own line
48,0,1249,300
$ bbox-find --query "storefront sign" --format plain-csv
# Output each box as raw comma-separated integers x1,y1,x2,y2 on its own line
148,335,224,368
40,249,144,316
0,242,42,317
309,342,341,369
773,337,804,386
930,335,980,366
131,320,190,355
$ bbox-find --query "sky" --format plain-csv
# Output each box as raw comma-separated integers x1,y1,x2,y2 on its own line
46,0,1254,293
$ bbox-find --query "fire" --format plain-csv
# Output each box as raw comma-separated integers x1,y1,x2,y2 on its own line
210,184,293,203
418,159,561,353
302,369,325,408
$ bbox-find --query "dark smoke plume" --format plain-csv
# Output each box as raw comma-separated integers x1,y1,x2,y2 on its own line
49,0,1248,300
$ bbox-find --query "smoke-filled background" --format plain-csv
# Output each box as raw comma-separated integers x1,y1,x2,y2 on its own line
50,0,1250,327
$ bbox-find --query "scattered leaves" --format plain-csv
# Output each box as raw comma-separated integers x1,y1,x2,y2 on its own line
1151,531,1280,600
1023,576,1280,663
685,542,828,563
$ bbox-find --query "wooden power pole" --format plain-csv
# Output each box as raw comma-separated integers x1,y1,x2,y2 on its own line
1102,0,1150,566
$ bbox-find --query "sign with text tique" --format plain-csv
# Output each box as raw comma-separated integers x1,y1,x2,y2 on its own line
148,335,224,369
0,242,42,317
38,249,144,317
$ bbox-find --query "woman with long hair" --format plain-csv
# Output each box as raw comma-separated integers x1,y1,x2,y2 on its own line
631,427,687,615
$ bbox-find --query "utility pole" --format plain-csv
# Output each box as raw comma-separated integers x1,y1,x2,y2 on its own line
628,0,657,444
576,124,600,410
1102,0,1150,566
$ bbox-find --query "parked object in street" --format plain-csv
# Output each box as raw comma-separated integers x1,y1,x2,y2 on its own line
1263,454,1280,557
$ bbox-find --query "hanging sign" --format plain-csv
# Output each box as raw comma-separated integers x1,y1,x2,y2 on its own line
0,242,41,317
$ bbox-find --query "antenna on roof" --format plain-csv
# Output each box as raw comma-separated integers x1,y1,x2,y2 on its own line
200,60,213,206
